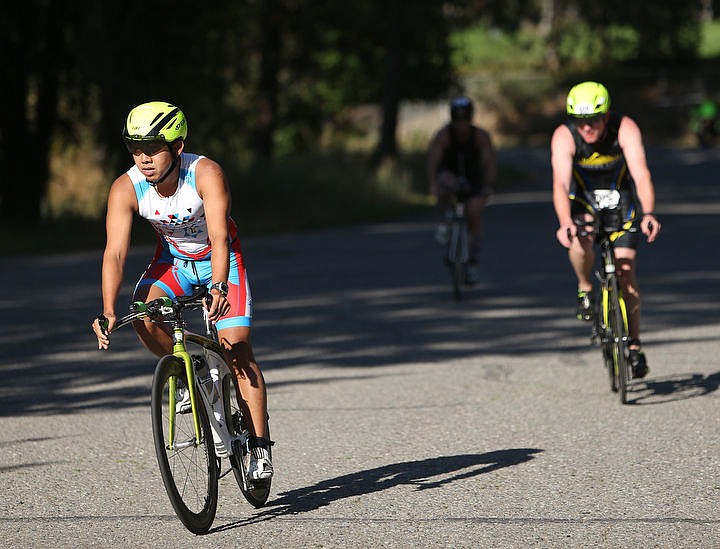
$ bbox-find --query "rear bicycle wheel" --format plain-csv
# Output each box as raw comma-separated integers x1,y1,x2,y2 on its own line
607,279,631,404
151,356,219,534
223,375,273,508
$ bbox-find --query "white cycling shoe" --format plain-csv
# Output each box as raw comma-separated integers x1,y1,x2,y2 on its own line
248,447,273,481
434,223,449,245
175,388,192,414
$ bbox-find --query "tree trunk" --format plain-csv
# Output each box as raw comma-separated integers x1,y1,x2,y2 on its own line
0,5,33,225
254,0,283,160
374,0,404,164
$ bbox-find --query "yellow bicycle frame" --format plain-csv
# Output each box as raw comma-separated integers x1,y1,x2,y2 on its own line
167,327,226,449
167,325,202,448
601,287,629,335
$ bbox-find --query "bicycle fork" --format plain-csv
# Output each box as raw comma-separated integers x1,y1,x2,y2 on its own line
591,250,629,346
168,326,204,450
446,205,468,264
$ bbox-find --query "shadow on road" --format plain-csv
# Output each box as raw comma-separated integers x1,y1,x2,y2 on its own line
212,448,543,531
626,370,720,405
1,148,720,417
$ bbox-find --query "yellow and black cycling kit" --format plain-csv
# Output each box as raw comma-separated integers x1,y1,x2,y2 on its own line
566,112,640,248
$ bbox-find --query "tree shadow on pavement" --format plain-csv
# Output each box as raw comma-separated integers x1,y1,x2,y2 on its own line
3,148,720,417
213,447,543,531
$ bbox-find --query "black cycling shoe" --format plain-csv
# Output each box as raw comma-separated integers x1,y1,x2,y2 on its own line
629,343,649,379
576,289,593,321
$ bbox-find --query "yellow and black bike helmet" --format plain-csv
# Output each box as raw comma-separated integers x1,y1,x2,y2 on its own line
122,101,187,142
566,82,610,118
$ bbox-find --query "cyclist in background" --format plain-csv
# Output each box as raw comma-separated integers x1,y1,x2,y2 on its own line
90,101,272,480
551,81,661,378
689,98,718,147
427,96,496,284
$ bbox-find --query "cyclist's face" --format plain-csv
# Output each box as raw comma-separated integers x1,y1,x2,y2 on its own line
129,140,183,181
574,115,607,143
451,117,472,137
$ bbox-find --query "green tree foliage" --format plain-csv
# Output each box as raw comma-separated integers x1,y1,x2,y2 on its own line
0,0,708,225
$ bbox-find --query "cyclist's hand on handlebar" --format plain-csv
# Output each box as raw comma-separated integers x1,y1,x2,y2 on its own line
92,312,116,350
206,291,231,323
641,213,661,243
556,223,576,248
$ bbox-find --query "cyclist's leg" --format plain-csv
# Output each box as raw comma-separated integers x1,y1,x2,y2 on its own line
614,231,648,378
209,242,269,441
132,247,194,356
217,325,268,440
465,193,489,265
434,171,457,244
218,323,273,481
613,247,640,341
435,171,458,214
568,233,595,291
568,201,595,292
569,232,595,316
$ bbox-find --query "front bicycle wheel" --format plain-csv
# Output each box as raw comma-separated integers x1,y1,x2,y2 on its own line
223,375,273,508
151,356,219,534
606,279,631,404
449,220,466,300
598,289,617,392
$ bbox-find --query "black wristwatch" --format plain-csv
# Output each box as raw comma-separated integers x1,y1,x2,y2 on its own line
209,281,228,297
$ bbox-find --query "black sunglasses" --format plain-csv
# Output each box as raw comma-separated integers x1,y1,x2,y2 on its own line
571,114,605,125
124,139,169,156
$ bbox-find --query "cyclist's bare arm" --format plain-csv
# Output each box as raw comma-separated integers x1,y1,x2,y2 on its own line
550,125,577,247
93,174,137,349
618,116,661,242
426,128,450,197
195,158,231,322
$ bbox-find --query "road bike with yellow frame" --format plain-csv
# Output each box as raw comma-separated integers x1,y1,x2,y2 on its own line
100,287,272,533
574,190,637,404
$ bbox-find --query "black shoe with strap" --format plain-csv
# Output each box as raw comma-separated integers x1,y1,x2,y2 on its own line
628,339,649,379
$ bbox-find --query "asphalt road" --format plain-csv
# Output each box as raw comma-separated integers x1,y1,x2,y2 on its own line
1,147,718,548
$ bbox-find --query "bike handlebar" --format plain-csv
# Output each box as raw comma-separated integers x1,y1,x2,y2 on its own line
98,286,212,333
572,208,640,238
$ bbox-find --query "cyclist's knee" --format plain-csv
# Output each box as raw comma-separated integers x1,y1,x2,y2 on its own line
230,355,264,387
615,257,634,272
132,318,171,355
615,258,640,295
219,331,263,382
615,257,636,283
570,235,593,255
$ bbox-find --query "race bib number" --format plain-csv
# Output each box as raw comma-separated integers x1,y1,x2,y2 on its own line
593,189,620,210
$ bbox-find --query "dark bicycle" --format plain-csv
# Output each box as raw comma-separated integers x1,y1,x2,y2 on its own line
574,191,639,404
444,177,473,300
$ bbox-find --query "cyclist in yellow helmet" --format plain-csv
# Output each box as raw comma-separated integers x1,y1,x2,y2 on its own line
92,101,273,480
551,81,661,378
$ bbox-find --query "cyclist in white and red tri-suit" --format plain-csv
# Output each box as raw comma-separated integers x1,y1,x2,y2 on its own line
91,101,272,480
